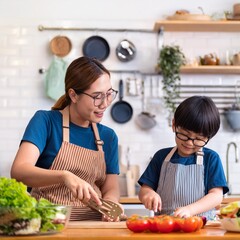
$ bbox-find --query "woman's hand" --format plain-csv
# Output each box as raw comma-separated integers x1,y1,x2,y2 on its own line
62,170,101,205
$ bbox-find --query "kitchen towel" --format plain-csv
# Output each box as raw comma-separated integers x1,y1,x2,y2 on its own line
44,56,67,101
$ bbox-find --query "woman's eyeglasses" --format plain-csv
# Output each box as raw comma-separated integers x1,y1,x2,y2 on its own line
75,89,118,107
175,131,209,147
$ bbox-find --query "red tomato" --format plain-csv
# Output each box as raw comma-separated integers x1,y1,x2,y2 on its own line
155,215,175,233
126,215,150,233
148,217,159,233
193,216,204,230
172,217,183,232
180,217,199,233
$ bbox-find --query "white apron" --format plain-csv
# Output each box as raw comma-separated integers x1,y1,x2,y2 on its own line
156,146,215,220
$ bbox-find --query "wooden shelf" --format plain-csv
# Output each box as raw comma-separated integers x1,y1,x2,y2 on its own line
180,66,240,74
154,20,240,32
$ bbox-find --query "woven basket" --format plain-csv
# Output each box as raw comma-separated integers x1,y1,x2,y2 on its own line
50,36,72,57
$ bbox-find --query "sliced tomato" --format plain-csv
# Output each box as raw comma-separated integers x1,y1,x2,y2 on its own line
126,215,150,233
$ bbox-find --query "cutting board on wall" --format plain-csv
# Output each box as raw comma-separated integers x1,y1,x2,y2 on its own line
68,221,127,229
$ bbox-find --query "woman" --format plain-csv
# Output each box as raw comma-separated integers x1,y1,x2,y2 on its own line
138,96,229,220
11,56,121,221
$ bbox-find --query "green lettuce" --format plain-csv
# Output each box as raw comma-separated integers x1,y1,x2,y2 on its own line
0,177,37,208
0,177,66,235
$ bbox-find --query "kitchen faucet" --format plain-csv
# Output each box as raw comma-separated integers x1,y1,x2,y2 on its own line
226,142,239,195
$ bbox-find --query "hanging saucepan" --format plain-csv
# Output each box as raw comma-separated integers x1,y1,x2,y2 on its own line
116,39,136,62
111,79,133,124
82,35,110,62
50,36,72,57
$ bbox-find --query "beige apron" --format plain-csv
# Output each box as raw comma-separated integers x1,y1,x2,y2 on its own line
156,146,215,220
31,106,106,221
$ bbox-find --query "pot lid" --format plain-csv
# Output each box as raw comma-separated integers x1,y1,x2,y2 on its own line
50,36,72,57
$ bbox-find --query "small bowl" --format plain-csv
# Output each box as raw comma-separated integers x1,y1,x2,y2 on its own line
219,218,240,232
0,205,71,236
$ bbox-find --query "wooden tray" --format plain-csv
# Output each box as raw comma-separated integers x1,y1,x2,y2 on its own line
67,221,127,229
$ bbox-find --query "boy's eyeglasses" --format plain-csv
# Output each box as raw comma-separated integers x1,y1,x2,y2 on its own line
75,89,118,107
175,131,209,147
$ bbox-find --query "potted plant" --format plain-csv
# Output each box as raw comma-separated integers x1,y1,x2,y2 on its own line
157,45,186,119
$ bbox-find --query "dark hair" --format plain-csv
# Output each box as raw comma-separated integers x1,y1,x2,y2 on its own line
52,56,110,110
174,96,220,138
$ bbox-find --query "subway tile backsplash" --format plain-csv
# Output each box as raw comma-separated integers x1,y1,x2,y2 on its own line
0,22,240,195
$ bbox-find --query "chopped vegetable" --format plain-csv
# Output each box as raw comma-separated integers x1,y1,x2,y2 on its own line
220,201,240,218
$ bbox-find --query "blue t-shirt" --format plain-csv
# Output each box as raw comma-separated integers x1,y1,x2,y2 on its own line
21,110,119,174
138,147,229,195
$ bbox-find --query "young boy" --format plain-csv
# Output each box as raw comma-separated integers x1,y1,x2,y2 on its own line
138,96,229,220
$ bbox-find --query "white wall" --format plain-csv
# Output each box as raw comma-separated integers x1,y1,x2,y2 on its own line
1,0,240,194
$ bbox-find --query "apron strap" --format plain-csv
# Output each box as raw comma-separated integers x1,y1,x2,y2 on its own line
91,123,104,152
196,148,204,165
165,146,204,165
60,106,70,142
60,106,103,151
165,146,177,162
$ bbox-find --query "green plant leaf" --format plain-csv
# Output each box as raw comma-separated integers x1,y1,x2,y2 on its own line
158,45,186,114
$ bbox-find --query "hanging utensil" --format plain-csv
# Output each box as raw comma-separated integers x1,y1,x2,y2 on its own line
50,36,72,57
116,39,136,62
82,35,110,62
111,80,133,124
158,27,164,52
135,78,157,130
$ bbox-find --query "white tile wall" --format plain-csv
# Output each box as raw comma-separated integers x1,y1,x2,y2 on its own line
0,0,240,195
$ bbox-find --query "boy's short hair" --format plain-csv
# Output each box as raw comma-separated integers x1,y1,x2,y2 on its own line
174,96,220,138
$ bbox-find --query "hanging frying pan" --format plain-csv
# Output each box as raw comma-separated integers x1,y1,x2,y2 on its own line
111,80,133,124
82,35,110,61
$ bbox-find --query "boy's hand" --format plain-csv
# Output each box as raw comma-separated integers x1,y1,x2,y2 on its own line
174,206,192,218
141,190,162,213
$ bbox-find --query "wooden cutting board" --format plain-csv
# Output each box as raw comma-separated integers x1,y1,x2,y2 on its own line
67,221,127,229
